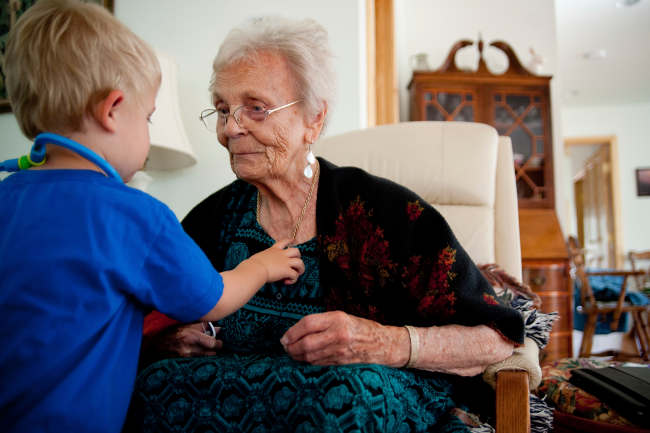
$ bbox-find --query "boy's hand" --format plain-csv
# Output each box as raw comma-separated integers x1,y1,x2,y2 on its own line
248,239,304,284
161,323,222,357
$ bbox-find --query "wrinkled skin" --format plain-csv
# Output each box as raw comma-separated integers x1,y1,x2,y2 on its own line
152,311,512,376
146,51,514,375
280,311,513,376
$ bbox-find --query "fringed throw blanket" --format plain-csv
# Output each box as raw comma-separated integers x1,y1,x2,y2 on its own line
132,158,555,433
314,158,524,343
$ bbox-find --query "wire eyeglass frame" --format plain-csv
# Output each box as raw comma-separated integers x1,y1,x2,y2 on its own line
199,100,301,132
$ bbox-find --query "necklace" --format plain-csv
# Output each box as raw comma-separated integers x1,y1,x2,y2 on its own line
256,162,319,243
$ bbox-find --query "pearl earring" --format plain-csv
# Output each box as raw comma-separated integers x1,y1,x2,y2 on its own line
304,142,316,178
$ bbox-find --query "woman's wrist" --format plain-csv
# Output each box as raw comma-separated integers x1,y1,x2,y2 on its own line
403,325,421,368
385,325,411,368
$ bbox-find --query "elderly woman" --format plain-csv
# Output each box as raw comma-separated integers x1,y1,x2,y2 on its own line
133,16,526,433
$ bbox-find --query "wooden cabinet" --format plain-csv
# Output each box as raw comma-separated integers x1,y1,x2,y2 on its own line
408,39,572,361
522,261,572,363
408,40,554,208
520,209,572,363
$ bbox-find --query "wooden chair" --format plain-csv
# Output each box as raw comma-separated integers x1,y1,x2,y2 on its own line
567,236,649,361
628,250,650,292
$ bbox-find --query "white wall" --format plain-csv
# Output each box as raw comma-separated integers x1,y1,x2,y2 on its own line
0,117,31,180
395,0,566,230
0,0,365,218
561,102,650,254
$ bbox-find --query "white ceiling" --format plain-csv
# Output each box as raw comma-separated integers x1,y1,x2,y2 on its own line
555,0,650,107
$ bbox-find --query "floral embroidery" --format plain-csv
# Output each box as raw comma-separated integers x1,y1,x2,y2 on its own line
324,197,396,294
406,200,424,221
318,180,521,342
482,293,499,306
402,246,458,321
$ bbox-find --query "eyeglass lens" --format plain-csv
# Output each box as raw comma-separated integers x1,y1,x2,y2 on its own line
200,101,299,133
220,106,269,127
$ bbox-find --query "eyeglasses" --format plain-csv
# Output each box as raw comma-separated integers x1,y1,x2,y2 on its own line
199,100,301,132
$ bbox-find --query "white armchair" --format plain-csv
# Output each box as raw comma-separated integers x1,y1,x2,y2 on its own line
317,121,535,433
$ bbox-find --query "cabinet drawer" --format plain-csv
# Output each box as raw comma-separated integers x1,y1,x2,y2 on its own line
542,332,572,363
523,262,573,361
538,293,572,332
523,266,567,292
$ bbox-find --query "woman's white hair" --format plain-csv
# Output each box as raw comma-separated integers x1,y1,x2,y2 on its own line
210,16,336,131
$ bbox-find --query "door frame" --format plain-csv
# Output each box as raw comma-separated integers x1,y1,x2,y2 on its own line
367,0,398,126
564,136,623,267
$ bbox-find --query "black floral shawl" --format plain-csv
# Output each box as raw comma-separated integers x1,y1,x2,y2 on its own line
180,157,524,345
315,158,524,344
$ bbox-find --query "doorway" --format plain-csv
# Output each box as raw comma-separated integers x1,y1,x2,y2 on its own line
565,136,623,268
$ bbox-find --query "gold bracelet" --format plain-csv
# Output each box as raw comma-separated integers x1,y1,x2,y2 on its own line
404,325,420,368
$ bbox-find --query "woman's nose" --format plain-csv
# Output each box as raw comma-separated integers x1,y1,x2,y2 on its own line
222,113,246,137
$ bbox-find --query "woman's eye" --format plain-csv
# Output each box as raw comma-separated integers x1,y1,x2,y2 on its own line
248,104,265,113
217,107,229,116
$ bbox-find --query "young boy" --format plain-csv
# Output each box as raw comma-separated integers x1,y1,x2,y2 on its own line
0,1,304,432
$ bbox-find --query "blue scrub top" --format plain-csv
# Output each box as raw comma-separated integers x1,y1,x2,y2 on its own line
0,169,222,433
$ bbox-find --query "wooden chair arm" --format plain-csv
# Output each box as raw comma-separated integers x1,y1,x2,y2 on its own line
496,369,530,433
585,270,645,277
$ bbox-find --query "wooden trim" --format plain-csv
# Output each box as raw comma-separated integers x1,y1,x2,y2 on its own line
565,136,623,267
373,0,398,124
519,208,569,260
409,71,552,87
564,135,617,146
496,370,530,433
609,136,624,268
366,0,376,127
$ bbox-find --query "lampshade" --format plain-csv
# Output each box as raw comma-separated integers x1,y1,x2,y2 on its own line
145,51,197,170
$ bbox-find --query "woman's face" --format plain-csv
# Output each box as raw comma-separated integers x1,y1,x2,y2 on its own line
212,52,315,183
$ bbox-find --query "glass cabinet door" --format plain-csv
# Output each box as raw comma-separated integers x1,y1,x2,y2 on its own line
410,75,554,208
491,90,550,203
422,89,476,122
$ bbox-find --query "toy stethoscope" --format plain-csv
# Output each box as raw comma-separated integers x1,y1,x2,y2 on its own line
0,132,122,181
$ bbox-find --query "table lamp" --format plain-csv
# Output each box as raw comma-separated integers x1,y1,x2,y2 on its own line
147,50,196,169
128,51,196,190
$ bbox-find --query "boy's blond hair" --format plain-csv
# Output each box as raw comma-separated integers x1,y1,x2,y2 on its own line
4,0,160,139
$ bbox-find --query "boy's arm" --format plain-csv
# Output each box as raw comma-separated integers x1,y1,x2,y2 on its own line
201,240,304,321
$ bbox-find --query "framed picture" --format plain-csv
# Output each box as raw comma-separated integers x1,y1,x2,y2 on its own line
0,0,114,113
636,168,650,197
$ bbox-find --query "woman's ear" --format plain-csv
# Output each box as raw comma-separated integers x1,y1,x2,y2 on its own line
304,102,327,144
92,90,124,133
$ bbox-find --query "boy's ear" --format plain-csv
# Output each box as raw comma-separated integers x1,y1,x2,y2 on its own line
93,90,124,133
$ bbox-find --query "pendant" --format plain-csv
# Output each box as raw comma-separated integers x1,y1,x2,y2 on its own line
304,164,313,178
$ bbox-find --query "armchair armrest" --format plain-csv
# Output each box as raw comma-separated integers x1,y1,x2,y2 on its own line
483,337,542,390
496,370,530,433
484,338,539,433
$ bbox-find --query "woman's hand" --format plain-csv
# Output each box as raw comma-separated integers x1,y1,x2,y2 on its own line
280,311,409,367
281,312,514,376
155,323,223,358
